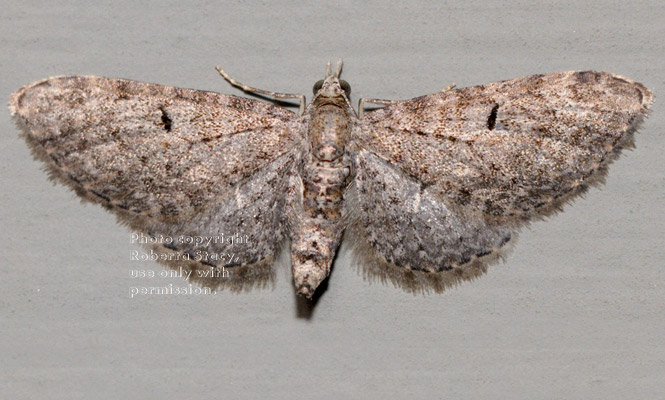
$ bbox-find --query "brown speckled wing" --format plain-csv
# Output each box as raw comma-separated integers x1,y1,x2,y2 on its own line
10,75,306,290
357,71,652,221
10,75,304,218
349,71,652,292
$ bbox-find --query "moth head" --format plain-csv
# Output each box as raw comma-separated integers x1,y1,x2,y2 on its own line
312,59,351,99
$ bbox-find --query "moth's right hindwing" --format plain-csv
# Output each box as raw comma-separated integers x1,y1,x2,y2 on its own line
347,149,514,293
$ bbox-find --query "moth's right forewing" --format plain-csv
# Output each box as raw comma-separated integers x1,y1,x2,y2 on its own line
10,76,306,218
356,71,652,223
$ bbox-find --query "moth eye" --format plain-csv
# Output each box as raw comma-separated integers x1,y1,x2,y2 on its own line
340,80,351,97
313,80,324,94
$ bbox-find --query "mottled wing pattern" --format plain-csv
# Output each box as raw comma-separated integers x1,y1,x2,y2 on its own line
146,151,298,290
10,76,302,216
350,71,652,291
348,149,514,292
11,76,305,289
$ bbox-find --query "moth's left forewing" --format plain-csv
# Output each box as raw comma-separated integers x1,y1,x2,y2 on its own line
349,71,652,293
9,76,305,220
9,76,308,292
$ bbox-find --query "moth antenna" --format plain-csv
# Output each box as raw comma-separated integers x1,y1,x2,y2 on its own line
325,61,332,78
334,59,343,78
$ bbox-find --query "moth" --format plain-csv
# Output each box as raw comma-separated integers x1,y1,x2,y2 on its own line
10,61,652,298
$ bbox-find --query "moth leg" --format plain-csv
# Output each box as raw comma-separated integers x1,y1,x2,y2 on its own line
441,82,456,92
358,98,402,118
358,82,457,118
215,66,306,114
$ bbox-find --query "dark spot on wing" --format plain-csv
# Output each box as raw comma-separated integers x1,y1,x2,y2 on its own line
160,107,172,132
487,104,499,130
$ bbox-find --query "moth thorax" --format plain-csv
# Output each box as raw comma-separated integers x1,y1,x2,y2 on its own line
308,103,351,162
